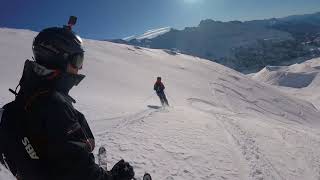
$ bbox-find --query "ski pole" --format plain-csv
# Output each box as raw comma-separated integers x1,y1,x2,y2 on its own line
166,92,176,104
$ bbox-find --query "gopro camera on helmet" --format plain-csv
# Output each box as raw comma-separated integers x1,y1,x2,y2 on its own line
32,16,84,71
64,16,77,31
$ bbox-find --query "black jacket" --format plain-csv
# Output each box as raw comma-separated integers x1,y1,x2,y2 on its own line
153,81,165,93
0,60,113,180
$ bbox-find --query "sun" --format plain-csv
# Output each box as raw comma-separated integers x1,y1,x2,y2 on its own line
183,0,201,3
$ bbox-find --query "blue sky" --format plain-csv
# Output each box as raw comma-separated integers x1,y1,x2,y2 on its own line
1,0,319,39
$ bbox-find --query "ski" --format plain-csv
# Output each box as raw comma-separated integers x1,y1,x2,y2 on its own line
98,146,107,170
143,173,152,180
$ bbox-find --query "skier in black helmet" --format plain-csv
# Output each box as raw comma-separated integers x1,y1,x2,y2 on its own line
153,77,169,107
0,18,134,180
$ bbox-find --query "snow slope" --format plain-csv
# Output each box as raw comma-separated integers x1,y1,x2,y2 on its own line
252,57,320,109
0,164,15,180
252,65,318,88
1,28,320,180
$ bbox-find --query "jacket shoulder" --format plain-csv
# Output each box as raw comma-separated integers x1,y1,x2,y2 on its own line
37,91,77,123
49,91,74,106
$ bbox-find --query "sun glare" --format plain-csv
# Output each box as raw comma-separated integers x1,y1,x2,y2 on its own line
183,0,201,3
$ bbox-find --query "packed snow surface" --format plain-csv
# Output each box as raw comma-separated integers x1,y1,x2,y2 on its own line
1,28,320,180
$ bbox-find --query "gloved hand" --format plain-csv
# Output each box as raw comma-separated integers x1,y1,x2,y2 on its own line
111,159,135,180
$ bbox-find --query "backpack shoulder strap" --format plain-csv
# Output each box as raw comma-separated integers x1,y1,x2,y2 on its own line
0,108,3,125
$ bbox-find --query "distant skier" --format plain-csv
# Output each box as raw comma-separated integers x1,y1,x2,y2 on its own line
154,77,169,106
0,18,134,180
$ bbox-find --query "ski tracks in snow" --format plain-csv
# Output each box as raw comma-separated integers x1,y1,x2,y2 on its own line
95,104,247,180
93,73,320,180
215,114,284,180
94,106,167,136
189,98,282,180
189,97,320,180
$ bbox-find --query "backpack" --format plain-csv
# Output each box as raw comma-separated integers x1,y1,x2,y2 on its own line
0,100,30,176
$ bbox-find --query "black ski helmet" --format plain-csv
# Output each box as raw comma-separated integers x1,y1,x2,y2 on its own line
32,27,84,70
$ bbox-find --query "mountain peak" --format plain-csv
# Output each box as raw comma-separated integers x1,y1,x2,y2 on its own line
123,27,171,41
199,19,223,27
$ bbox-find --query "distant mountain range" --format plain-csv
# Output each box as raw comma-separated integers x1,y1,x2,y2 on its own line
122,27,171,41
111,12,320,73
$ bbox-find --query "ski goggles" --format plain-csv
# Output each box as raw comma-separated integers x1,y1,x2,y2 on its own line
69,52,84,69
